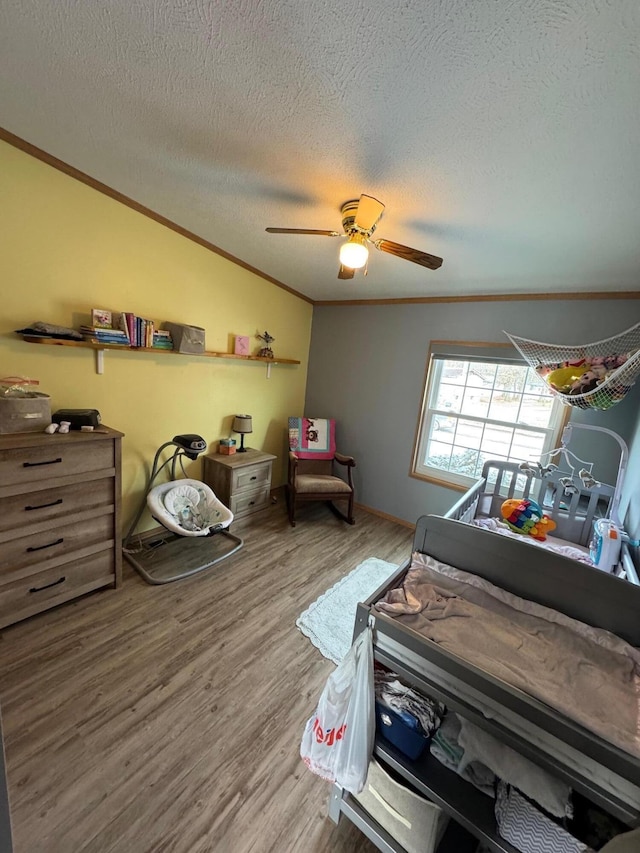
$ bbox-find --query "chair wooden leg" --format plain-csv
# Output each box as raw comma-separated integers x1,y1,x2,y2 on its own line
287,486,296,527
346,492,355,525
328,497,355,525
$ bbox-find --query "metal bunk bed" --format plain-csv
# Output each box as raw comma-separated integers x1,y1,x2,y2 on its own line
329,515,640,853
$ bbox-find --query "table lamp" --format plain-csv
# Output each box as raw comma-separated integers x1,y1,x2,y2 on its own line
232,414,252,452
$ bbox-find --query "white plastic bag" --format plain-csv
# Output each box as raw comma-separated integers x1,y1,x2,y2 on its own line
300,625,374,794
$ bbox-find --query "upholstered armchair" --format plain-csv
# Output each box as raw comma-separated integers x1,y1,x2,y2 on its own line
286,417,356,528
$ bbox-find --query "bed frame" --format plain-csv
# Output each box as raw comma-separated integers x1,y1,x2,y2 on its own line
329,515,640,853
444,459,616,547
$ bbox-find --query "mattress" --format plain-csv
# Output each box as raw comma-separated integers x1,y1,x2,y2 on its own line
471,517,594,565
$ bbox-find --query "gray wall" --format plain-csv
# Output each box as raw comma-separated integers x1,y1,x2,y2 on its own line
305,299,640,526
621,407,640,568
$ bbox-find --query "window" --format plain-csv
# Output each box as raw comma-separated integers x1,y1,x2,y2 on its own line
412,352,566,488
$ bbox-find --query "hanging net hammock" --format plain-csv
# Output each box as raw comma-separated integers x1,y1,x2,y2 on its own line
506,322,640,411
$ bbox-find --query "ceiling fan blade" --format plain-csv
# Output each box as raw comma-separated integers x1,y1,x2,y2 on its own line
338,265,355,280
265,228,340,236
354,195,385,232
373,239,443,270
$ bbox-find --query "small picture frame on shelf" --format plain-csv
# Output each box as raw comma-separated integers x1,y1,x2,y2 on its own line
234,335,250,356
92,308,113,328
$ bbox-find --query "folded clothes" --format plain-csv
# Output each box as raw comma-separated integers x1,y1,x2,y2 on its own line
429,713,496,798
374,670,445,737
458,716,572,819
431,714,464,766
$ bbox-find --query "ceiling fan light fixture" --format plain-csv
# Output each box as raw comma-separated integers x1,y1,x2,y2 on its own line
339,234,369,269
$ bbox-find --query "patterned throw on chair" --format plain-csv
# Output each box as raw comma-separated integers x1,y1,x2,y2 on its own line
288,417,336,460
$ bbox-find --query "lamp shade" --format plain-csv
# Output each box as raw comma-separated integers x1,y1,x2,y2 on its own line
232,414,253,434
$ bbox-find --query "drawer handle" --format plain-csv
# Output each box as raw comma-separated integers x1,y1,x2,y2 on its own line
29,576,66,593
250,475,257,480
26,537,64,553
249,501,255,506
23,457,62,468
25,498,64,511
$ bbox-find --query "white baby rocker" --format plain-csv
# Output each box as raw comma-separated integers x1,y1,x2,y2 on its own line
123,434,243,584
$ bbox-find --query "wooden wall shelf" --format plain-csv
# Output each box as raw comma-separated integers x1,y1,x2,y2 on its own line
20,335,300,376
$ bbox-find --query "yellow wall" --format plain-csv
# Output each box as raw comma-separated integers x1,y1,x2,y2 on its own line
0,140,312,532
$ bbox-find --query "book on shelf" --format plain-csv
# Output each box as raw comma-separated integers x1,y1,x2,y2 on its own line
117,312,154,348
80,325,128,336
152,329,172,349
115,312,130,344
91,308,113,328
83,312,175,350
82,338,130,347
80,326,130,345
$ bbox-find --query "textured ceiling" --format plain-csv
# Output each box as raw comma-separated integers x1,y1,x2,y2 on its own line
1,0,639,301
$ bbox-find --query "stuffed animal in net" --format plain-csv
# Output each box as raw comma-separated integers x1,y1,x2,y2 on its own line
501,498,557,542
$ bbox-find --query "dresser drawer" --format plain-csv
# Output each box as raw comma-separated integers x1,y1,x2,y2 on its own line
0,513,114,575
0,550,115,629
0,478,114,537
0,441,115,489
230,486,271,517
231,462,272,493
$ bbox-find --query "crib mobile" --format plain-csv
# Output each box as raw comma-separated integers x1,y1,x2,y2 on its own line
506,321,640,411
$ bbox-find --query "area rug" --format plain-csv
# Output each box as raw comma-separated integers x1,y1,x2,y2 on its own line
296,557,399,663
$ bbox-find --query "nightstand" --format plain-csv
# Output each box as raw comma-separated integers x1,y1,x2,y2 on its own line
203,449,276,519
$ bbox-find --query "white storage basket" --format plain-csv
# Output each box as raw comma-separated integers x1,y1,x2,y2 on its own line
353,759,449,853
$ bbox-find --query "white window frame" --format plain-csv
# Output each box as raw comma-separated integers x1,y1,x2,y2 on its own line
412,346,568,489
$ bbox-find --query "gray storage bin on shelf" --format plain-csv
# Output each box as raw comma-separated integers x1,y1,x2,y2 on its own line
162,322,206,354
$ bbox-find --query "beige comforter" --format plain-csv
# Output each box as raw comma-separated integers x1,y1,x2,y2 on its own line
375,553,640,759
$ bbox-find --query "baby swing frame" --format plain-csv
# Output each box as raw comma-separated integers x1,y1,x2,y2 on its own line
123,436,243,585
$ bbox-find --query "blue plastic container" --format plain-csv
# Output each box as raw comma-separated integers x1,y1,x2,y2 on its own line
375,700,430,760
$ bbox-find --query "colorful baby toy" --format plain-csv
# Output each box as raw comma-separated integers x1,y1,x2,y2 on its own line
500,498,557,542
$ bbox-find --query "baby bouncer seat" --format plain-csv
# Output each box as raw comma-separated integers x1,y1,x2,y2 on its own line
123,434,243,584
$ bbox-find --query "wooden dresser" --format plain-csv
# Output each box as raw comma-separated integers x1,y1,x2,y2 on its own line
203,449,276,519
0,426,123,629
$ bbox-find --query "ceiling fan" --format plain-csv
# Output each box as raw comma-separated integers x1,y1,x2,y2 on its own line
265,194,443,279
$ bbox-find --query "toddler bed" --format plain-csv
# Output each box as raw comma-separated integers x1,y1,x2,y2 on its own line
330,515,640,852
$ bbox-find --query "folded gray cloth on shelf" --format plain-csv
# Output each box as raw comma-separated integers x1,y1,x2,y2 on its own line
16,321,83,341
374,670,445,736
458,716,572,819
430,713,496,797
431,713,465,765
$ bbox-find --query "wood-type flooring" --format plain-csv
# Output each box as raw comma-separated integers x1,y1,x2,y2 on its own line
0,501,413,852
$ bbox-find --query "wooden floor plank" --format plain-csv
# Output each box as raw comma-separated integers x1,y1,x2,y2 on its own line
0,503,412,852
